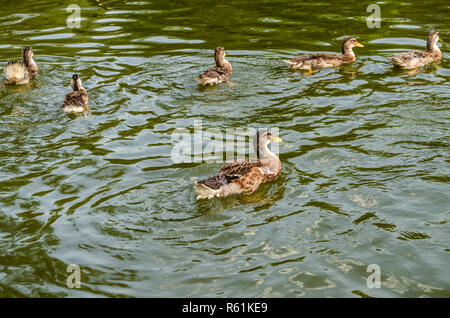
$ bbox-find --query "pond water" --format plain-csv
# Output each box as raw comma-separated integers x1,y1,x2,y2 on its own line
0,0,449,297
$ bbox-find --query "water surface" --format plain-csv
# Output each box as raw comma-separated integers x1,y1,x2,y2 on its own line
0,0,449,297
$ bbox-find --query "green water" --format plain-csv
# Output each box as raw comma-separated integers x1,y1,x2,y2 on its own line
0,0,449,297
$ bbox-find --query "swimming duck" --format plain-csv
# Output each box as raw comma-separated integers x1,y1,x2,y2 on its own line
284,37,364,71
195,129,282,200
196,46,232,86
62,74,89,113
389,30,442,69
4,46,38,84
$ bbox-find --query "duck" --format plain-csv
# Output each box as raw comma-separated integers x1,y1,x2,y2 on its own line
4,46,38,84
284,37,364,71
389,30,442,69
196,46,232,86
62,74,89,113
195,129,282,200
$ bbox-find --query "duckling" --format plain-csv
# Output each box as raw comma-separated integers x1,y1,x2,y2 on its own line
285,37,364,71
195,129,282,200
389,30,442,69
196,46,232,86
62,74,89,113
4,46,38,84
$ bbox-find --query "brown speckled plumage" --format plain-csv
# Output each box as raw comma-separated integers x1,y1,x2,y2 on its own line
62,74,89,113
195,130,282,200
285,37,364,70
196,46,232,86
389,30,442,69
63,89,89,107
4,46,38,84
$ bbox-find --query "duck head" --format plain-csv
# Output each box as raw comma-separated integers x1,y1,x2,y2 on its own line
214,46,230,67
427,30,441,52
253,129,283,159
70,74,83,91
341,37,364,55
22,46,38,75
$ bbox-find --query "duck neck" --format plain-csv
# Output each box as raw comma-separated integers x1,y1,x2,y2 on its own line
216,57,232,71
256,142,277,160
225,59,232,71
24,56,38,74
256,143,281,175
427,40,441,55
342,46,356,60
73,80,85,92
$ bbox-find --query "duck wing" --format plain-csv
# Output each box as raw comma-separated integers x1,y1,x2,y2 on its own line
196,66,231,85
63,89,89,107
195,159,265,199
288,53,338,63
199,66,230,78
196,173,237,190
389,50,429,68
285,53,349,69
196,159,262,189
219,159,263,177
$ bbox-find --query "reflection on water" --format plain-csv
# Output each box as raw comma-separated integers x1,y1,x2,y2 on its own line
0,0,449,297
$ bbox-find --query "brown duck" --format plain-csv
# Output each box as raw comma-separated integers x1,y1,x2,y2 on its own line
4,46,38,84
62,74,89,113
196,46,232,86
389,30,442,69
195,129,282,200
284,37,364,71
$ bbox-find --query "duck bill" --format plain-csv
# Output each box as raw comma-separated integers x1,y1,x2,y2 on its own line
355,41,364,47
225,52,229,56
271,136,283,143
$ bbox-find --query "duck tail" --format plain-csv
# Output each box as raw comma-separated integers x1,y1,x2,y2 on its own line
195,182,220,200
284,59,295,65
62,105,88,114
194,174,237,200
389,55,403,67
284,59,303,69
4,61,27,83
195,75,218,86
